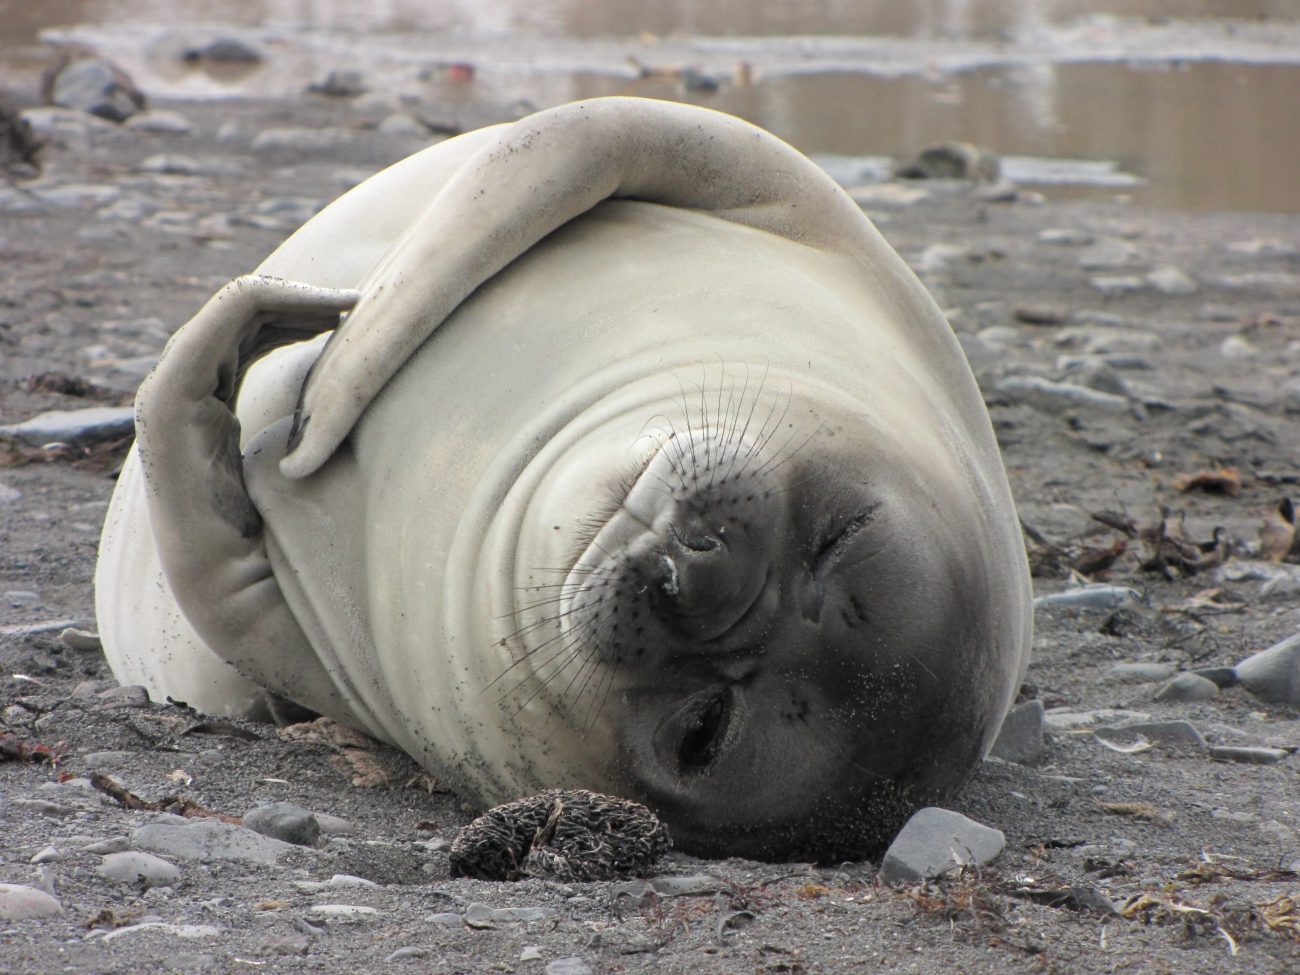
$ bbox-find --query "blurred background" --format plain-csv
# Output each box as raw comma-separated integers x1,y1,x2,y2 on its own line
4,0,1299,211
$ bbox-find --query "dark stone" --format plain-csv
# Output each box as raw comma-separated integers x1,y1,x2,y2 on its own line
895,142,1000,181
47,57,146,123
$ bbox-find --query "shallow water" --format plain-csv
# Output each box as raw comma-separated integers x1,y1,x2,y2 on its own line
4,0,1299,211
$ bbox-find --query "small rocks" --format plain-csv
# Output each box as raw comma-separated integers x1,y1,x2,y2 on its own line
0,883,63,920
989,700,1045,765
0,406,134,447
60,627,102,651
48,56,146,122
879,808,1005,884
125,110,194,135
895,142,999,181
96,684,150,709
1043,708,1151,732
243,802,320,847
251,128,358,153
1154,673,1220,703
98,851,182,887
133,818,300,864
1089,274,1146,297
81,836,130,855
1232,634,1300,708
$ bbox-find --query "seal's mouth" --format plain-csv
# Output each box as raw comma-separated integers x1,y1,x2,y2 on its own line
674,687,735,774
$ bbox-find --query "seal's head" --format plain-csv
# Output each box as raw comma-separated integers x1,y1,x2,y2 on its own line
506,372,1024,861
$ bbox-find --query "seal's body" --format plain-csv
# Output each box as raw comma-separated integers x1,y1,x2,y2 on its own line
96,98,1032,859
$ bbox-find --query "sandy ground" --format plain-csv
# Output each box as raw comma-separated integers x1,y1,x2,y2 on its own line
2,84,1300,975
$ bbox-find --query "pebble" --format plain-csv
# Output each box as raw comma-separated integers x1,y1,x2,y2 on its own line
996,376,1130,415
133,818,300,864
313,812,357,836
1089,274,1147,296
1153,673,1220,703
1094,720,1207,751
1232,634,1300,708
310,69,368,97
60,627,103,651
83,836,130,857
546,958,593,975
463,903,556,928
1104,662,1177,684
1208,746,1291,765
30,845,63,865
251,127,358,152
0,406,135,447
256,932,310,955
102,922,221,943
0,481,21,503
12,799,75,819
293,874,377,893
305,904,381,923
377,113,431,138
989,700,1045,765
425,912,463,926
1038,227,1094,245
1034,584,1142,611
97,684,150,708
82,750,133,766
1147,266,1197,295
386,946,429,961
521,945,544,961
165,952,217,971
125,110,194,134
1219,335,1256,359
243,802,321,847
140,153,206,175
49,57,145,122
0,883,63,920
879,808,1005,884
849,183,930,208
6,590,41,605
99,850,183,887
1078,238,1136,269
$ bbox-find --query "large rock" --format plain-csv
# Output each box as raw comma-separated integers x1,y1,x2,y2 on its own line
0,406,134,447
895,142,1000,181
48,57,146,122
133,818,299,864
879,808,1005,884
0,883,63,920
1234,634,1300,708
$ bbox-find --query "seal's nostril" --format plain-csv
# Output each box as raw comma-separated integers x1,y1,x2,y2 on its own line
671,525,720,553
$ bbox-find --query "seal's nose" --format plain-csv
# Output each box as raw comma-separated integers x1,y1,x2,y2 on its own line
636,513,767,643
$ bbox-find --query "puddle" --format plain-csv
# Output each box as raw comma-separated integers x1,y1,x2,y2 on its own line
3,0,1298,212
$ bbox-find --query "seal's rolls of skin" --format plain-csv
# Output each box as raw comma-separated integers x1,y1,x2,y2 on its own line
96,97,1032,860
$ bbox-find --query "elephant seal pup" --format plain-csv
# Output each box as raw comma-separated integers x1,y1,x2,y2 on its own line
95,97,1032,860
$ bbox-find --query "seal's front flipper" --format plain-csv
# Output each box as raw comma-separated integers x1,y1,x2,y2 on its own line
134,275,360,718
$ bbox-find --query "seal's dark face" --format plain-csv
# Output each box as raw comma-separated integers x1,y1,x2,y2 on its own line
555,395,1020,861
